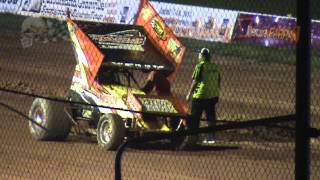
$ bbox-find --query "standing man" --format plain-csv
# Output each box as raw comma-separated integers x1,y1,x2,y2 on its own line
186,48,220,144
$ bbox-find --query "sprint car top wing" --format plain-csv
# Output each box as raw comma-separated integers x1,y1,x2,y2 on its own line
135,0,186,79
66,0,185,86
72,21,175,71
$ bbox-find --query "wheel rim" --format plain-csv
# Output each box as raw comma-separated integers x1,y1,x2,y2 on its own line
99,118,113,144
30,106,46,133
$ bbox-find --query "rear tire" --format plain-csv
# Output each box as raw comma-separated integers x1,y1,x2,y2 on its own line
28,98,72,141
97,114,125,150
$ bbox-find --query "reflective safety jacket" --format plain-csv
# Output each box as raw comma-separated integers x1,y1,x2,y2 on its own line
192,60,220,99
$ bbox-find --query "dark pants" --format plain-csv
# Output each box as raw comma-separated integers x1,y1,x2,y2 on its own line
189,97,219,136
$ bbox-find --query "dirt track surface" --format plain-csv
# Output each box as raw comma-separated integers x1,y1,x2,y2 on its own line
1,23,320,179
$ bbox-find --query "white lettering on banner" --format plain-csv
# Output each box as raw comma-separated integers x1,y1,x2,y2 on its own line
0,0,19,4
38,0,140,24
0,0,21,12
159,7,193,18
246,25,297,42
41,0,106,17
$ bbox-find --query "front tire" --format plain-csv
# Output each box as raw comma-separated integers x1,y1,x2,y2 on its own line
28,98,72,141
97,114,125,150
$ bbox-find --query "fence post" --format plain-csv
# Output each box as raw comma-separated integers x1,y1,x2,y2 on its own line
295,0,311,179
115,142,130,180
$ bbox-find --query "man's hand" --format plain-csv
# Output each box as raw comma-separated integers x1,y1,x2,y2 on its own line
186,80,197,102
186,93,191,101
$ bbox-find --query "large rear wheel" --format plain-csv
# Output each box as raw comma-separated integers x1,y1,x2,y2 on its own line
28,98,72,141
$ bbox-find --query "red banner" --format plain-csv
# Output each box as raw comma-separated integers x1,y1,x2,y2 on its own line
232,13,299,48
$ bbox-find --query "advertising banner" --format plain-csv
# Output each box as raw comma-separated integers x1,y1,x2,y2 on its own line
0,0,22,13
1,0,56,15
232,13,299,48
152,1,238,42
135,0,186,73
0,0,141,24
40,0,140,24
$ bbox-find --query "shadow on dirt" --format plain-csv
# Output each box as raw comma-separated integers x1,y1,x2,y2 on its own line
65,133,242,152
67,134,97,144
129,141,240,152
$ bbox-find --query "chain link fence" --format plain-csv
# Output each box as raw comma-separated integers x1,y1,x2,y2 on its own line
309,0,320,179
0,0,319,179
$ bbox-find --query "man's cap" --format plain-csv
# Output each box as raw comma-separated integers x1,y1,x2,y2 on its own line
200,48,211,60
